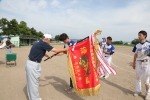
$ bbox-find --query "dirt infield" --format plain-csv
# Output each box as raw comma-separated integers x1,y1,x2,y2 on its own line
0,45,146,100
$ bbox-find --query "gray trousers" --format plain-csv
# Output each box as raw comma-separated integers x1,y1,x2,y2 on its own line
6,48,11,54
25,60,41,100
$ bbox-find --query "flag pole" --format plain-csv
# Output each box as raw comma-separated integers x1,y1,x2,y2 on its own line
44,30,102,61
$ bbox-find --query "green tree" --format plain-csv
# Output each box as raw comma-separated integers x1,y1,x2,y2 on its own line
9,19,20,35
30,27,37,36
55,35,60,41
37,31,43,37
112,40,123,44
131,38,140,45
0,18,44,37
124,43,128,45
0,32,2,36
0,18,10,36
19,21,29,35
26,27,32,35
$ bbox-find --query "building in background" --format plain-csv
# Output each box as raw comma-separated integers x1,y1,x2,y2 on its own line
0,35,40,47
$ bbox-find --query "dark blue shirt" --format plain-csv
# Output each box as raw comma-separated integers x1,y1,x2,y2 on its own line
28,40,53,62
6,40,12,48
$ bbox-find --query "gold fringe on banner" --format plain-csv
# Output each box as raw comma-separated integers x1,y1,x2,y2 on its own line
67,30,102,96
67,52,100,97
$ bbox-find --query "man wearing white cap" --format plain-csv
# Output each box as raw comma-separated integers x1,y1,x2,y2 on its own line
25,34,69,100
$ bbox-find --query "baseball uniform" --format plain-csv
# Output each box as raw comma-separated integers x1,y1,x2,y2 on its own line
132,41,150,95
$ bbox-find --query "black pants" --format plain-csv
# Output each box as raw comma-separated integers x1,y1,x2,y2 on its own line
70,78,73,88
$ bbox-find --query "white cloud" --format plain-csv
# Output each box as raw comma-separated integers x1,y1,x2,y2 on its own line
0,0,150,41
70,0,78,5
66,9,73,14
90,0,150,41
37,0,47,8
51,0,60,7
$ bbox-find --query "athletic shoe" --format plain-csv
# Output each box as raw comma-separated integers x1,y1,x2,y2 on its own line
64,87,72,91
133,92,141,97
68,88,74,94
104,74,109,79
100,74,105,78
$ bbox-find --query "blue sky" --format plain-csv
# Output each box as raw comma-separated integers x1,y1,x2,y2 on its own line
0,0,150,42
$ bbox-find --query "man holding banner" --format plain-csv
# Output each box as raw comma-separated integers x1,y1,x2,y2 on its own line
67,31,116,96
50,31,101,96
47,30,116,96
26,34,69,100
59,33,76,94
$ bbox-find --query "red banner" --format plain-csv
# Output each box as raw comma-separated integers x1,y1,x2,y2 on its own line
68,37,100,96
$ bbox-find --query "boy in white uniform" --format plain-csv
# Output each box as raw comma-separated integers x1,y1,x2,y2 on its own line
101,36,115,79
99,37,107,49
132,30,150,100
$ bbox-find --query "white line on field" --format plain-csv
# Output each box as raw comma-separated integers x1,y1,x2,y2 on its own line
111,62,135,73
116,52,133,57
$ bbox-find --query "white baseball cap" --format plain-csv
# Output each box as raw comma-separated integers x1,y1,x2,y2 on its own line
43,34,52,39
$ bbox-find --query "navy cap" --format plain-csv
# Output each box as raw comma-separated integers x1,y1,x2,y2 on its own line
102,37,106,39
7,37,11,39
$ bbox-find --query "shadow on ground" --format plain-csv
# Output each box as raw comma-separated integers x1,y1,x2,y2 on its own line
23,85,29,100
128,62,133,66
0,61,5,64
40,76,84,100
101,79,145,99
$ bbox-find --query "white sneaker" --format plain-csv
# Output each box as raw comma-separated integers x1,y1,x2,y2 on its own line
104,74,109,79
100,74,105,78
64,87,72,91
133,92,141,97
39,98,42,100
145,94,150,100
68,88,74,94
